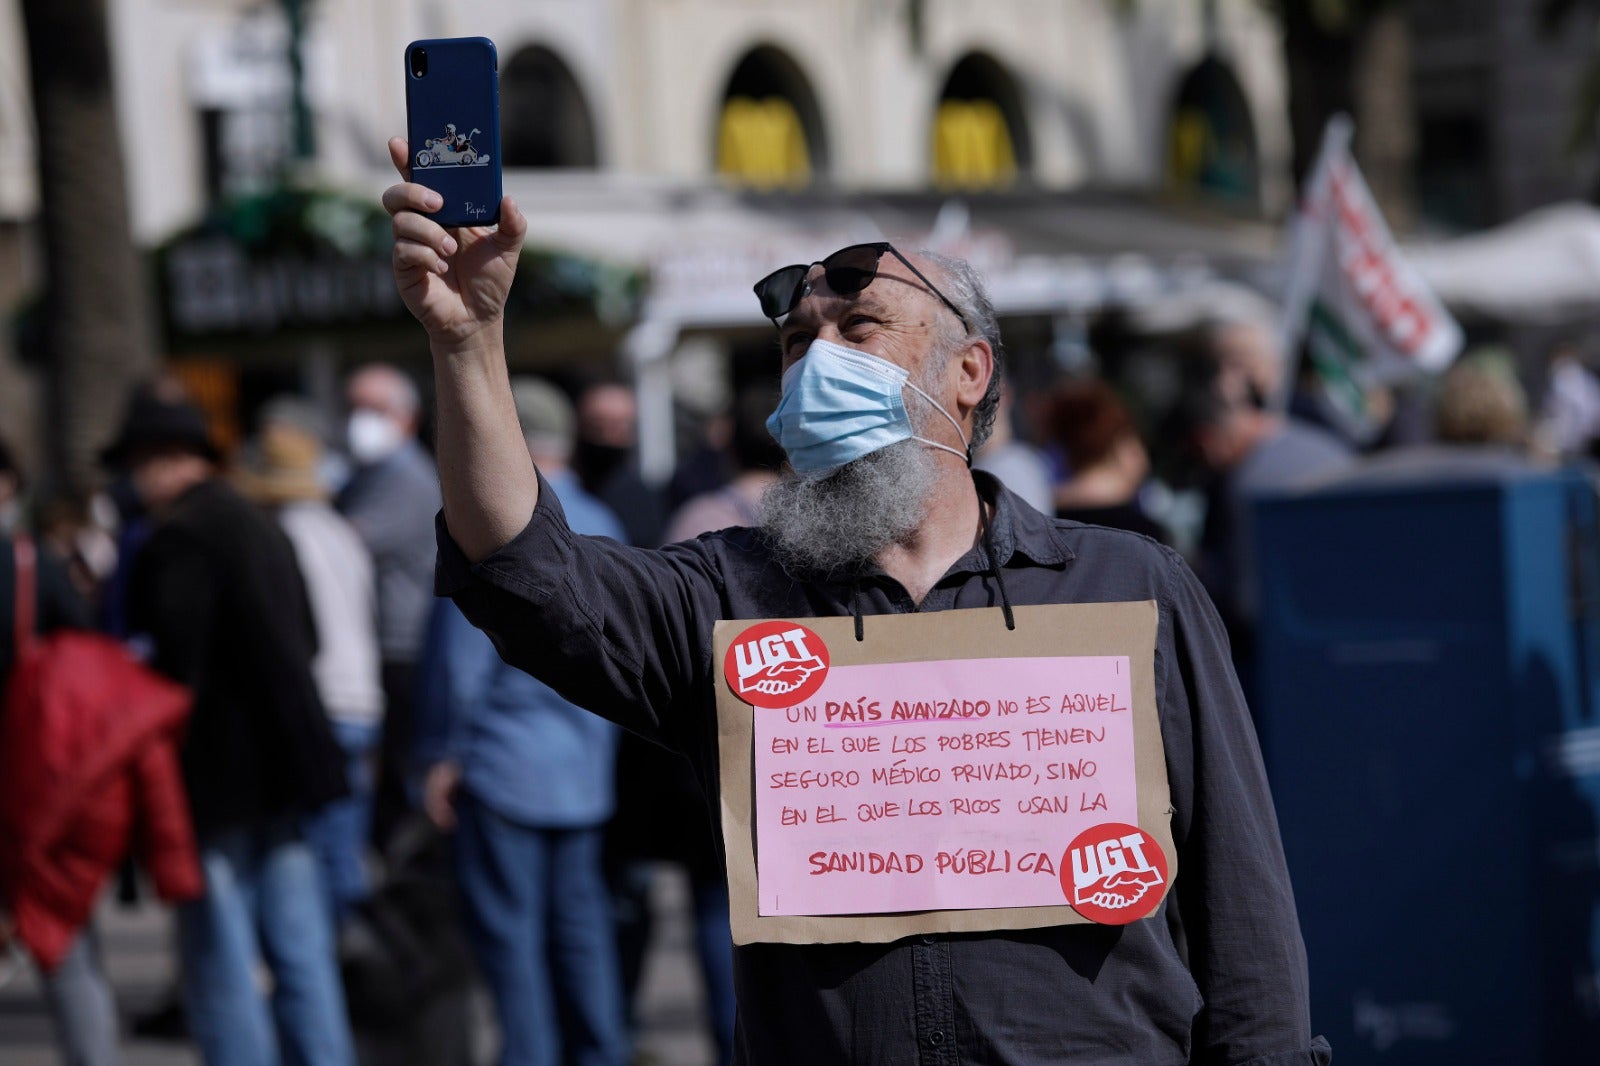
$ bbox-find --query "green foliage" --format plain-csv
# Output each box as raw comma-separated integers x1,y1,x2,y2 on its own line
509,249,642,328
146,185,643,344
1540,0,1600,159
166,186,392,260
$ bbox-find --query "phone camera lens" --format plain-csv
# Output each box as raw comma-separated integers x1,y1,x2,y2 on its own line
410,48,428,78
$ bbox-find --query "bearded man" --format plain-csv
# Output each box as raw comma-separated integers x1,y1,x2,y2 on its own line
382,137,1329,1066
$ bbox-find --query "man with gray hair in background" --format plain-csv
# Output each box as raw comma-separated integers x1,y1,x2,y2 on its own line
382,136,1328,1065
338,362,441,850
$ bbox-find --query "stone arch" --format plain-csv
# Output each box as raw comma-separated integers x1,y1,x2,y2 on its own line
501,44,599,168
714,44,828,188
931,51,1033,189
1165,56,1259,205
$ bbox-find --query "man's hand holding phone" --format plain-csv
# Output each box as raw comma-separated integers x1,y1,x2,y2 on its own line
382,136,525,348
382,133,539,562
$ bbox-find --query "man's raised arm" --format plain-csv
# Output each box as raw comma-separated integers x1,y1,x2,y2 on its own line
382,136,537,561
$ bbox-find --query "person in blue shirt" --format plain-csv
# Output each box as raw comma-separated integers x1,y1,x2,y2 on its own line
415,377,629,1066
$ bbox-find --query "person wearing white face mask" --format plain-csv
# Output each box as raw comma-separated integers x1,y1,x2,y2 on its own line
0,438,21,539
383,131,1329,1066
337,363,441,852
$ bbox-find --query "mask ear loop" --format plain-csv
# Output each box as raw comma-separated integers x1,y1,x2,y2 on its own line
976,486,1016,631
904,381,972,465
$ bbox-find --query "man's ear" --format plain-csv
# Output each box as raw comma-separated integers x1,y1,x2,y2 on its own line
952,337,994,417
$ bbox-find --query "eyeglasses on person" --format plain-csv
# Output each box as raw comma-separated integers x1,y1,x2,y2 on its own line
752,242,970,333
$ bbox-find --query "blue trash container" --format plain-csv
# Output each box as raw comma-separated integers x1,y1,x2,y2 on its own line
1254,449,1600,1064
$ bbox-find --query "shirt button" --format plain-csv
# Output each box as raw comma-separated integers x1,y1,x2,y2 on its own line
921,935,937,945
928,1030,945,1047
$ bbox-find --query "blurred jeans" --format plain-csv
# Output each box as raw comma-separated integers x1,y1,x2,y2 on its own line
453,792,629,1066
611,861,734,1066
688,876,735,1066
304,719,380,925
177,822,355,1066
42,931,119,1066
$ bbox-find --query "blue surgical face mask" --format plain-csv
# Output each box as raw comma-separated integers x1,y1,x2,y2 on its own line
766,339,970,475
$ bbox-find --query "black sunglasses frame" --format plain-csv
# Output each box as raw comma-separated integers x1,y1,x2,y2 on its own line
753,242,970,333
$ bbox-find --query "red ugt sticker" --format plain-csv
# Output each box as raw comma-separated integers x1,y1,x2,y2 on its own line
1061,822,1169,925
723,621,830,709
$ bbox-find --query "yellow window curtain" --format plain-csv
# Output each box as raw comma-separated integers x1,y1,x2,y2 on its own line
932,100,1016,190
718,96,812,189
1167,105,1212,191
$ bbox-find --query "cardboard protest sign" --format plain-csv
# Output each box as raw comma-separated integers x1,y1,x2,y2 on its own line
714,601,1172,945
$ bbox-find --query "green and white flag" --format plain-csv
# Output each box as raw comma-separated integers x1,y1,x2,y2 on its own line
1280,116,1462,439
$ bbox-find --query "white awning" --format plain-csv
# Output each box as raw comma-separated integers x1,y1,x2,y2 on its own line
1407,203,1600,325
502,172,1282,328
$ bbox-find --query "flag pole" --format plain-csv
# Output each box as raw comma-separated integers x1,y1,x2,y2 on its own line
1274,114,1355,412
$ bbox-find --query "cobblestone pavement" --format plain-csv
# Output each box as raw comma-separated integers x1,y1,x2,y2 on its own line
0,867,715,1066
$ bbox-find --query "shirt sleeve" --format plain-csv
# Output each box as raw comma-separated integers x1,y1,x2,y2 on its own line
434,467,724,751
1157,551,1330,1066
413,599,498,767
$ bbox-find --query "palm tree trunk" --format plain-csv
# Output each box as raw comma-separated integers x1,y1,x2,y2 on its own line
22,0,154,494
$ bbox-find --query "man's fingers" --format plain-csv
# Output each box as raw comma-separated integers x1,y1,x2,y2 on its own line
394,238,448,276
381,181,443,219
393,211,458,259
493,195,527,248
388,136,412,182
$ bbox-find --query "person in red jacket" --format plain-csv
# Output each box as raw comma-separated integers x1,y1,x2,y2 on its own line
0,446,202,1064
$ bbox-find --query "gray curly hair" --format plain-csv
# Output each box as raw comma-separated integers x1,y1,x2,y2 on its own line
912,249,1005,452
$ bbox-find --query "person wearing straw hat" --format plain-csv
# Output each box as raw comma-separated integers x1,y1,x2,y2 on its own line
239,400,384,928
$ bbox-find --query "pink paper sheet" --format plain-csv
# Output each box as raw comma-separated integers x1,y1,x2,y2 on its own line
752,655,1135,916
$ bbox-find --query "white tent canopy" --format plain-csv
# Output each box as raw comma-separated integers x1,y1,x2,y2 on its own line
1408,202,1600,325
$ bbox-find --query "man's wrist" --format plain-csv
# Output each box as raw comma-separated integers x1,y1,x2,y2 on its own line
429,323,505,365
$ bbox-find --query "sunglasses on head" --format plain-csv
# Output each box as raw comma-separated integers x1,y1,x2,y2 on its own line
752,242,970,332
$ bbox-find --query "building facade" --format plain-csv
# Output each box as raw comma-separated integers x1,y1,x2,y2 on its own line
1,0,1295,473
1,0,1292,247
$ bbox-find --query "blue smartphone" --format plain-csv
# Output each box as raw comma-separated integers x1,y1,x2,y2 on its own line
404,37,501,227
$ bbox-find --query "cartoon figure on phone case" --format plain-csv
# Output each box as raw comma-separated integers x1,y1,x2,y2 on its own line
416,123,492,168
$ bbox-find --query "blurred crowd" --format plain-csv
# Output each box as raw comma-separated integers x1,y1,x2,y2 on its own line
0,307,1595,1066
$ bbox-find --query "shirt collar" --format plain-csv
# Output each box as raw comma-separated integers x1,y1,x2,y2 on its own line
964,469,1074,571
840,470,1074,588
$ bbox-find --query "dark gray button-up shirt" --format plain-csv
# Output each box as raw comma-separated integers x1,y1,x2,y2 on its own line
438,470,1331,1066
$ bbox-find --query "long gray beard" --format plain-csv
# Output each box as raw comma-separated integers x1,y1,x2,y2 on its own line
758,439,938,579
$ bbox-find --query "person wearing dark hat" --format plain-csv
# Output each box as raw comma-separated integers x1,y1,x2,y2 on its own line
239,401,384,928
114,387,357,1066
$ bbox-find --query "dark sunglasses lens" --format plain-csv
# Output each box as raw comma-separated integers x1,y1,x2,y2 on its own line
822,245,884,296
755,266,809,319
